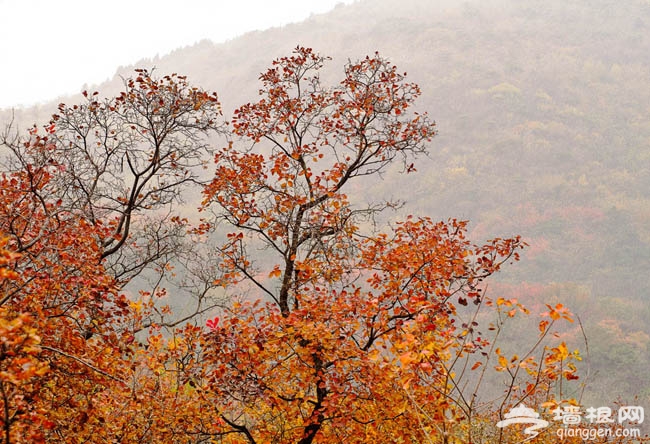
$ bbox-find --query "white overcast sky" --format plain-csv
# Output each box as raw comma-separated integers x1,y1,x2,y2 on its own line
0,0,354,109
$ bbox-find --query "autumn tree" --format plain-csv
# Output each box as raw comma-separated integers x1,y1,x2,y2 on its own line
0,71,226,442
0,166,132,442
0,237,51,443
189,47,586,444
1,70,227,328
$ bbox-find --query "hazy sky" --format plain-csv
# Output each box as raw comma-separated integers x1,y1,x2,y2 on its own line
0,0,354,109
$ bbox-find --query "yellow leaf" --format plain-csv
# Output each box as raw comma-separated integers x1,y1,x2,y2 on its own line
399,352,414,366
129,300,143,313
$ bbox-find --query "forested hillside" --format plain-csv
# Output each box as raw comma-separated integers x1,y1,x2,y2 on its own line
2,0,649,438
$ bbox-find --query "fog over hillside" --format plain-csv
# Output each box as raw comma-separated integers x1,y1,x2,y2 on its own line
3,0,650,406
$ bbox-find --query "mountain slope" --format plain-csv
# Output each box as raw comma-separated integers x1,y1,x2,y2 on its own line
3,0,650,405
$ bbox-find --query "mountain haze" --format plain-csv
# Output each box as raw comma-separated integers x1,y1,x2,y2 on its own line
3,0,650,405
